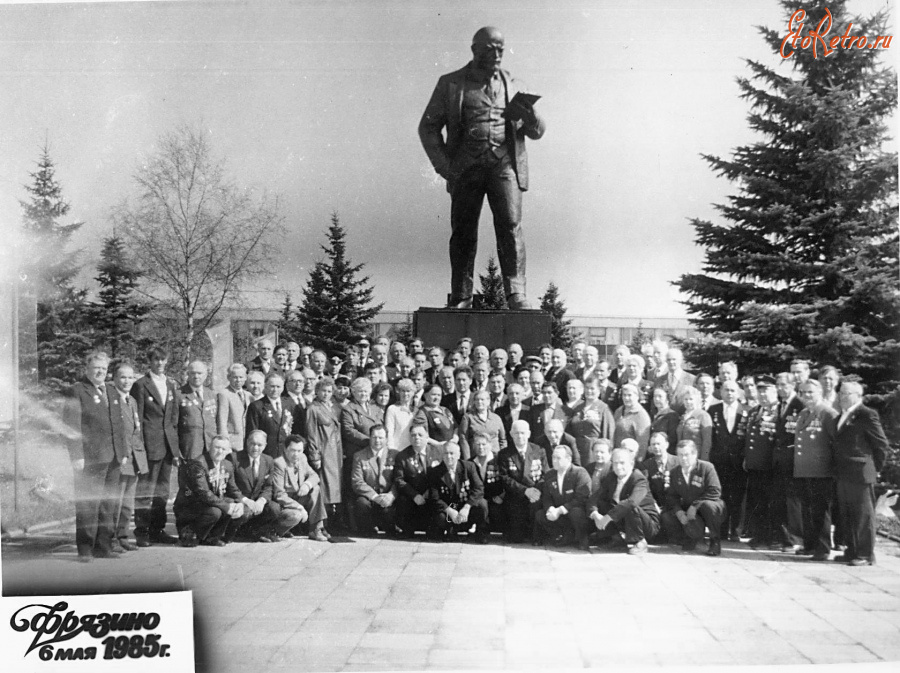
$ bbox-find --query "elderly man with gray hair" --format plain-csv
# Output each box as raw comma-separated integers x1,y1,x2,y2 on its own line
497,419,548,543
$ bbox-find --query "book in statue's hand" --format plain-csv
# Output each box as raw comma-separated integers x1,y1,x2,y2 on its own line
510,92,541,107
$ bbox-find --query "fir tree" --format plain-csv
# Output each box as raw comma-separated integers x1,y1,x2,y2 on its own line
478,256,508,310
539,282,574,350
294,213,384,353
675,0,898,388
276,293,298,343
628,321,650,357
87,236,152,361
18,145,89,388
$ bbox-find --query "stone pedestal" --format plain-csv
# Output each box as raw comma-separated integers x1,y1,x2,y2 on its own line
414,307,551,352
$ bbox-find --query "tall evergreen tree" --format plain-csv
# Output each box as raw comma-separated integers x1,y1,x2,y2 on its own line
275,293,297,343
87,236,152,361
478,256,508,310
293,213,384,353
539,282,574,350
18,145,89,389
675,0,898,388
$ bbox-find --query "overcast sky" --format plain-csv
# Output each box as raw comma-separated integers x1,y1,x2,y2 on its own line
1,0,895,318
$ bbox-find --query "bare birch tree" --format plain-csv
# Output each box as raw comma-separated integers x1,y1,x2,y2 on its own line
115,124,283,366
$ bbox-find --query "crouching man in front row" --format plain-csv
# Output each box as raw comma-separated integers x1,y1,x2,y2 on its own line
272,435,330,541
661,439,726,556
588,448,659,555
427,442,488,543
534,446,592,550
174,435,249,546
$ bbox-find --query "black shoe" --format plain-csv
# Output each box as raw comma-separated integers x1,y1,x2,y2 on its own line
681,540,697,553
833,553,855,563
150,531,179,545
849,558,873,567
200,537,226,547
795,547,814,556
706,539,722,557
577,536,590,551
810,551,830,562
135,535,151,548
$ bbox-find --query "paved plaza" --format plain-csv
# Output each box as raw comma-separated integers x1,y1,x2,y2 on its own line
3,531,900,671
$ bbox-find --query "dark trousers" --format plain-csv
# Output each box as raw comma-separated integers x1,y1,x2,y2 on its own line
395,494,431,535
134,456,173,539
534,505,589,543
745,469,776,543
449,154,525,301
114,474,138,541
233,501,304,539
661,500,727,543
427,499,488,539
788,477,833,555
503,493,541,542
714,463,746,538
174,503,249,543
353,496,398,535
771,468,803,546
595,504,660,544
836,480,877,563
74,460,121,556
282,486,328,530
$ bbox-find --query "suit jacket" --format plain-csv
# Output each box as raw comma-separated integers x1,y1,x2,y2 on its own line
640,454,678,506
174,454,242,514
496,402,533,441
497,442,549,497
63,379,118,465
665,460,722,512
657,370,697,413
567,400,615,462
708,401,747,472
530,400,569,440
341,400,383,458
177,385,217,460
597,381,618,409
773,394,805,473
419,64,546,191
470,455,503,501
588,469,659,522
111,390,149,476
540,465,591,512
442,391,475,426
246,396,296,459
217,386,252,453
351,447,398,500
283,392,308,438
833,404,889,484
393,445,445,500
546,366,577,403
247,356,273,376
272,454,320,506
793,402,838,479
585,461,611,496
428,459,485,511
743,405,778,471
231,451,276,502
131,374,181,461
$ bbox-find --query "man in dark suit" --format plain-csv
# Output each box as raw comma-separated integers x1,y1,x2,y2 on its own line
743,376,780,549
496,383,532,443
245,374,295,459
708,380,748,540
418,26,545,310
662,439,726,556
588,448,660,554
546,349,577,404
534,445,592,549
178,360,217,460
393,423,444,537
640,433,677,541
63,352,123,562
833,381,889,566
427,442,488,542
773,372,806,551
531,383,570,444
536,418,580,467
174,435,249,547
350,425,399,536
585,438,613,495
130,346,181,547
247,338,274,376
109,362,149,553
442,366,475,425
282,369,309,437
497,420,548,543
230,430,303,542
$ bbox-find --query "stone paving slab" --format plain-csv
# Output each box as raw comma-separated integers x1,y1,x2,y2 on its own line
3,533,900,671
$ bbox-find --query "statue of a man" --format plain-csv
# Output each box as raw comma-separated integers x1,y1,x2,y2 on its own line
419,26,546,310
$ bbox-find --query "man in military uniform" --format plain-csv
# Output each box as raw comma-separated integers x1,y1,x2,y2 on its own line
419,26,546,309
178,361,217,461
661,440,726,556
743,376,780,549
427,442,488,542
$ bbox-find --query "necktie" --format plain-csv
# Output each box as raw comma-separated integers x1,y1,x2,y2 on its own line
252,458,258,480
377,453,387,490
274,400,281,415
417,453,426,471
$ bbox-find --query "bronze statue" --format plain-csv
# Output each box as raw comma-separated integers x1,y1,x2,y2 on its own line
419,26,545,310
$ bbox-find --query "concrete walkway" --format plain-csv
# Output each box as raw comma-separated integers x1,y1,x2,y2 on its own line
3,533,900,671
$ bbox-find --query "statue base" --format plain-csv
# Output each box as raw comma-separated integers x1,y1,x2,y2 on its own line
414,307,551,352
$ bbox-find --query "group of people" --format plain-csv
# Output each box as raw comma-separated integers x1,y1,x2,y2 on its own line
63,334,890,567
